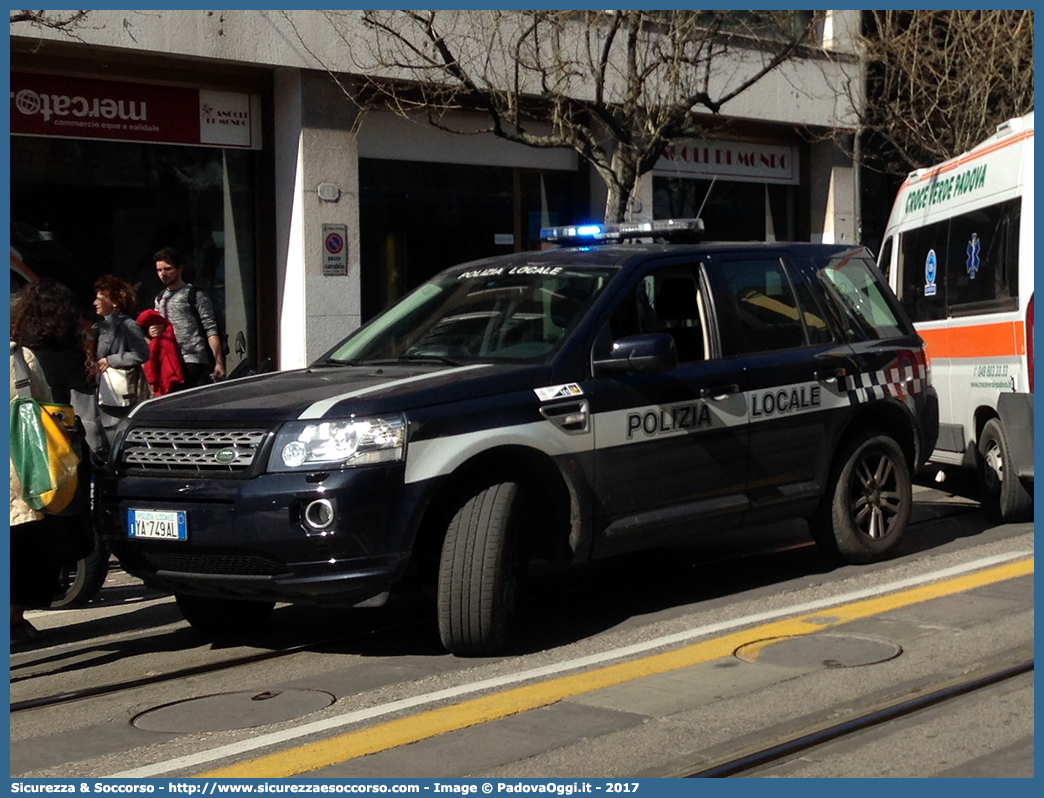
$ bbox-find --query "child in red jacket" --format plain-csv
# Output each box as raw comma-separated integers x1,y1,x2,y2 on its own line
136,309,185,395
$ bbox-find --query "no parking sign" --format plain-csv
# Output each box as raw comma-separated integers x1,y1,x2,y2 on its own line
322,223,348,276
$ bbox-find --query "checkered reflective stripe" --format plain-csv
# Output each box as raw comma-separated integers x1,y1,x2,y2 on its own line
844,359,927,404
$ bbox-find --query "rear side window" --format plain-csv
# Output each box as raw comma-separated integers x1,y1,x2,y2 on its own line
714,258,808,356
896,220,948,322
895,198,1021,321
819,251,910,341
946,198,1020,315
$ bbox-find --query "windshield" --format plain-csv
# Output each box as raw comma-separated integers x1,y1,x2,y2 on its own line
327,265,615,364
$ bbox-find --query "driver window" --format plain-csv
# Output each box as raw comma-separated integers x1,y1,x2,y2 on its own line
608,266,708,363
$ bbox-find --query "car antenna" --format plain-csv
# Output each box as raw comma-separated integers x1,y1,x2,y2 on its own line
696,176,717,221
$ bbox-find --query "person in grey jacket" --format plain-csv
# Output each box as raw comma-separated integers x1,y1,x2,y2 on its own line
151,246,225,388
91,275,149,454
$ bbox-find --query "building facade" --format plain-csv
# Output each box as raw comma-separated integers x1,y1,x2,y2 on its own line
10,10,863,371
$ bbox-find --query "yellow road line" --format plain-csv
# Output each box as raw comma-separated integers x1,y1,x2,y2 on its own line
200,557,1033,778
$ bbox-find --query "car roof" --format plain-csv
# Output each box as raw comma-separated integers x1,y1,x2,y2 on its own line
440,241,863,277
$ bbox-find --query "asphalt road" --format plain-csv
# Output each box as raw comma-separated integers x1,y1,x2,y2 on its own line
10,481,1034,779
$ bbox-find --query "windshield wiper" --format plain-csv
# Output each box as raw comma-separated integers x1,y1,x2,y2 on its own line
312,358,363,367
395,353,464,367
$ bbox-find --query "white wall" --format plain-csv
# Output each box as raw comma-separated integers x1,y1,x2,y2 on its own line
273,70,363,368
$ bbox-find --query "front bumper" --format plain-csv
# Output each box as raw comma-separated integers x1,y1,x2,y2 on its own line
98,463,425,605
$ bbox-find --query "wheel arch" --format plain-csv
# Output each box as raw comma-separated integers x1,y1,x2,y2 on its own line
973,404,1000,444
837,400,918,470
412,444,583,587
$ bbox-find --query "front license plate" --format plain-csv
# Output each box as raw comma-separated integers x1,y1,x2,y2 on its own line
127,509,187,541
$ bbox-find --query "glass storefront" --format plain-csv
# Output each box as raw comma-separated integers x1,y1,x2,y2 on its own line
653,176,797,242
359,159,584,321
9,137,257,373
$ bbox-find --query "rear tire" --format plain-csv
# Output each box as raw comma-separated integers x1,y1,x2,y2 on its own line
174,593,275,637
977,418,1032,522
438,481,526,656
812,430,912,564
50,535,110,609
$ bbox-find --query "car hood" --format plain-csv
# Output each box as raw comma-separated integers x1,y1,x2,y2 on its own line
127,362,554,425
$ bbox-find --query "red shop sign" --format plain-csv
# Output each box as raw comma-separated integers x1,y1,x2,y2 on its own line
10,73,257,149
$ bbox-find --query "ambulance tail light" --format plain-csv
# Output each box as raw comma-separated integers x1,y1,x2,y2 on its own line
1027,293,1034,394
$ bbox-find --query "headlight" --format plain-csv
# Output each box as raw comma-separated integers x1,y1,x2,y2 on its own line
268,414,406,472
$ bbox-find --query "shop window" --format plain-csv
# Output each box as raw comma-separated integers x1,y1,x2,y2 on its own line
653,176,795,241
359,160,582,321
10,137,258,372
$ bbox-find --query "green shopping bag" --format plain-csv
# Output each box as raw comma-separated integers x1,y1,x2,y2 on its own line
10,395,81,514
10,345,82,515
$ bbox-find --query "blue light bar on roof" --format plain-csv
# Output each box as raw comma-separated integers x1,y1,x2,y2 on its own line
540,218,705,246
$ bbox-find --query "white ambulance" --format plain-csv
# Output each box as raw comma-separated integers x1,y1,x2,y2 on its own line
877,111,1033,521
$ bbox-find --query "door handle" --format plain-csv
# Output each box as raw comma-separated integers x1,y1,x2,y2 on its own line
699,383,740,400
539,399,590,434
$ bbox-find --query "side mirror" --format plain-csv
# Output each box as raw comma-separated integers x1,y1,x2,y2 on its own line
594,333,677,375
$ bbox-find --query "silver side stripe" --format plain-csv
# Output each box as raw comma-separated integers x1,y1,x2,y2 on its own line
405,418,592,484
403,378,866,485
298,364,493,420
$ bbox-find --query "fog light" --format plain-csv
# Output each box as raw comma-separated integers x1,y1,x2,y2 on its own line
303,499,335,530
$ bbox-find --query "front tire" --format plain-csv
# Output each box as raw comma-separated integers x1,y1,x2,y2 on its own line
174,593,275,638
977,418,1032,522
438,481,526,656
812,430,912,564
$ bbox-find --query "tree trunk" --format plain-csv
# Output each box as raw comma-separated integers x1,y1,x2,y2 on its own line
601,150,640,224
603,183,631,224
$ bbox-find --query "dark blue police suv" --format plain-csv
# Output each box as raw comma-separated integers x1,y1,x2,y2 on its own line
98,220,939,655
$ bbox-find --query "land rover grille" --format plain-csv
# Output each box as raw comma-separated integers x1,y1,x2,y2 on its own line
121,428,268,473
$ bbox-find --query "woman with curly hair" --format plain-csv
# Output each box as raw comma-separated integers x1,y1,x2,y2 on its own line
9,279,94,645
91,275,150,455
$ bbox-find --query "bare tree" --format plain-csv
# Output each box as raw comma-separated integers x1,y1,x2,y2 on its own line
10,9,89,32
309,10,816,223
855,10,1034,173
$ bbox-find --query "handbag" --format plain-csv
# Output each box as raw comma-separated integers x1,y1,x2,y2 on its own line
10,346,82,515
98,366,153,407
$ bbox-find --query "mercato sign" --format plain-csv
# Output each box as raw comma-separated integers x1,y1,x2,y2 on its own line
10,72,255,149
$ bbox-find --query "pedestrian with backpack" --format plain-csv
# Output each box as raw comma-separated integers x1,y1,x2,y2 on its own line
151,246,225,389
9,279,95,645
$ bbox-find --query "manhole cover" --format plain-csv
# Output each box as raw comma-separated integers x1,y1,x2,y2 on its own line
735,633,902,669
133,689,336,733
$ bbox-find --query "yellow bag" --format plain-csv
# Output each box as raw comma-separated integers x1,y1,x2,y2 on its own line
10,396,81,515
10,345,82,515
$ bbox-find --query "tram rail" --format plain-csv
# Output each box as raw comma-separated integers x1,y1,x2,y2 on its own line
683,657,1034,777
